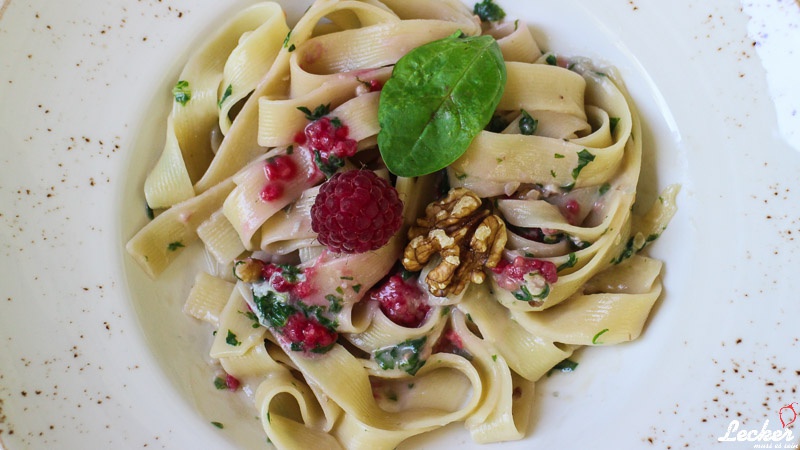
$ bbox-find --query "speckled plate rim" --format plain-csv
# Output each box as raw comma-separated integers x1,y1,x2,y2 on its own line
1,0,799,449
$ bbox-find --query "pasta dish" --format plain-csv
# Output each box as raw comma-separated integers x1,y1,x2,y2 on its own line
126,0,678,447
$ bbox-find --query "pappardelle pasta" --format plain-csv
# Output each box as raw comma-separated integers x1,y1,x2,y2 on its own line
126,0,678,448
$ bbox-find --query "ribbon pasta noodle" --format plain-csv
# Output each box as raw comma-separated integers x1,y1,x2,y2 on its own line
126,0,678,448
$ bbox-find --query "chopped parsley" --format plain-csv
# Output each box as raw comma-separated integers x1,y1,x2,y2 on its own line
172,80,191,105
545,54,558,66
557,252,578,271
253,291,295,328
592,328,609,345
313,149,345,178
599,183,611,195
225,330,241,346
218,84,232,108
571,149,596,180
326,294,343,313
512,283,550,301
297,103,330,121
211,421,224,429
547,358,578,376
473,0,506,22
167,241,184,251
374,337,427,376
609,117,621,134
213,376,227,390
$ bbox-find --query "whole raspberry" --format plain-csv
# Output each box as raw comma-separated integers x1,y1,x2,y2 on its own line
311,170,403,254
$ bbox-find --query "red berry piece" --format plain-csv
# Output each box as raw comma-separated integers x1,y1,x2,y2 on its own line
259,183,283,202
369,274,430,328
492,256,558,283
264,155,297,181
282,313,337,353
311,170,403,254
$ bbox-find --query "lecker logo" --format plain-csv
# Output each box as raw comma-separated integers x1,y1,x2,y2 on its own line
780,403,799,429
717,403,798,446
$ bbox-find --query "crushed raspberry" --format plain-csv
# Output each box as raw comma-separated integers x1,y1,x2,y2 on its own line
225,373,240,391
369,274,430,328
433,329,469,358
282,313,337,353
563,199,581,225
261,263,304,294
311,170,403,254
291,281,313,299
492,256,558,284
264,155,297,181
259,183,283,202
301,116,358,175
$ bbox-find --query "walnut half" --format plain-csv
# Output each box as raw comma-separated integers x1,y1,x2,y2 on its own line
402,188,507,297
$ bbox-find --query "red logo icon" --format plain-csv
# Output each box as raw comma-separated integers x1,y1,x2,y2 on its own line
779,402,798,428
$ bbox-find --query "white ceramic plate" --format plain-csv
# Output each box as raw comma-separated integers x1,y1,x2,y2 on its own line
2,0,799,448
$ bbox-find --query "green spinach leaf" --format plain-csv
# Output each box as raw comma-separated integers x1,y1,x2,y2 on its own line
378,33,506,177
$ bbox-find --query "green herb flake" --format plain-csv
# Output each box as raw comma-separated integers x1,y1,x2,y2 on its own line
218,84,232,108
550,169,557,178
557,253,578,271
326,294,343,313
288,43,296,52
378,33,506,177
473,0,506,22
374,337,427,375
213,376,227,390
599,183,611,195
167,241,184,251
297,104,330,121
282,31,292,48
609,117,621,134
172,80,191,105
554,153,565,159
340,276,354,281
277,264,302,283
352,284,362,293
252,291,295,328
547,358,578,376
211,421,224,429
592,328,610,345
545,54,558,66
492,354,498,362
313,149,344,178
519,109,538,135
571,149,596,180
225,330,241,347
